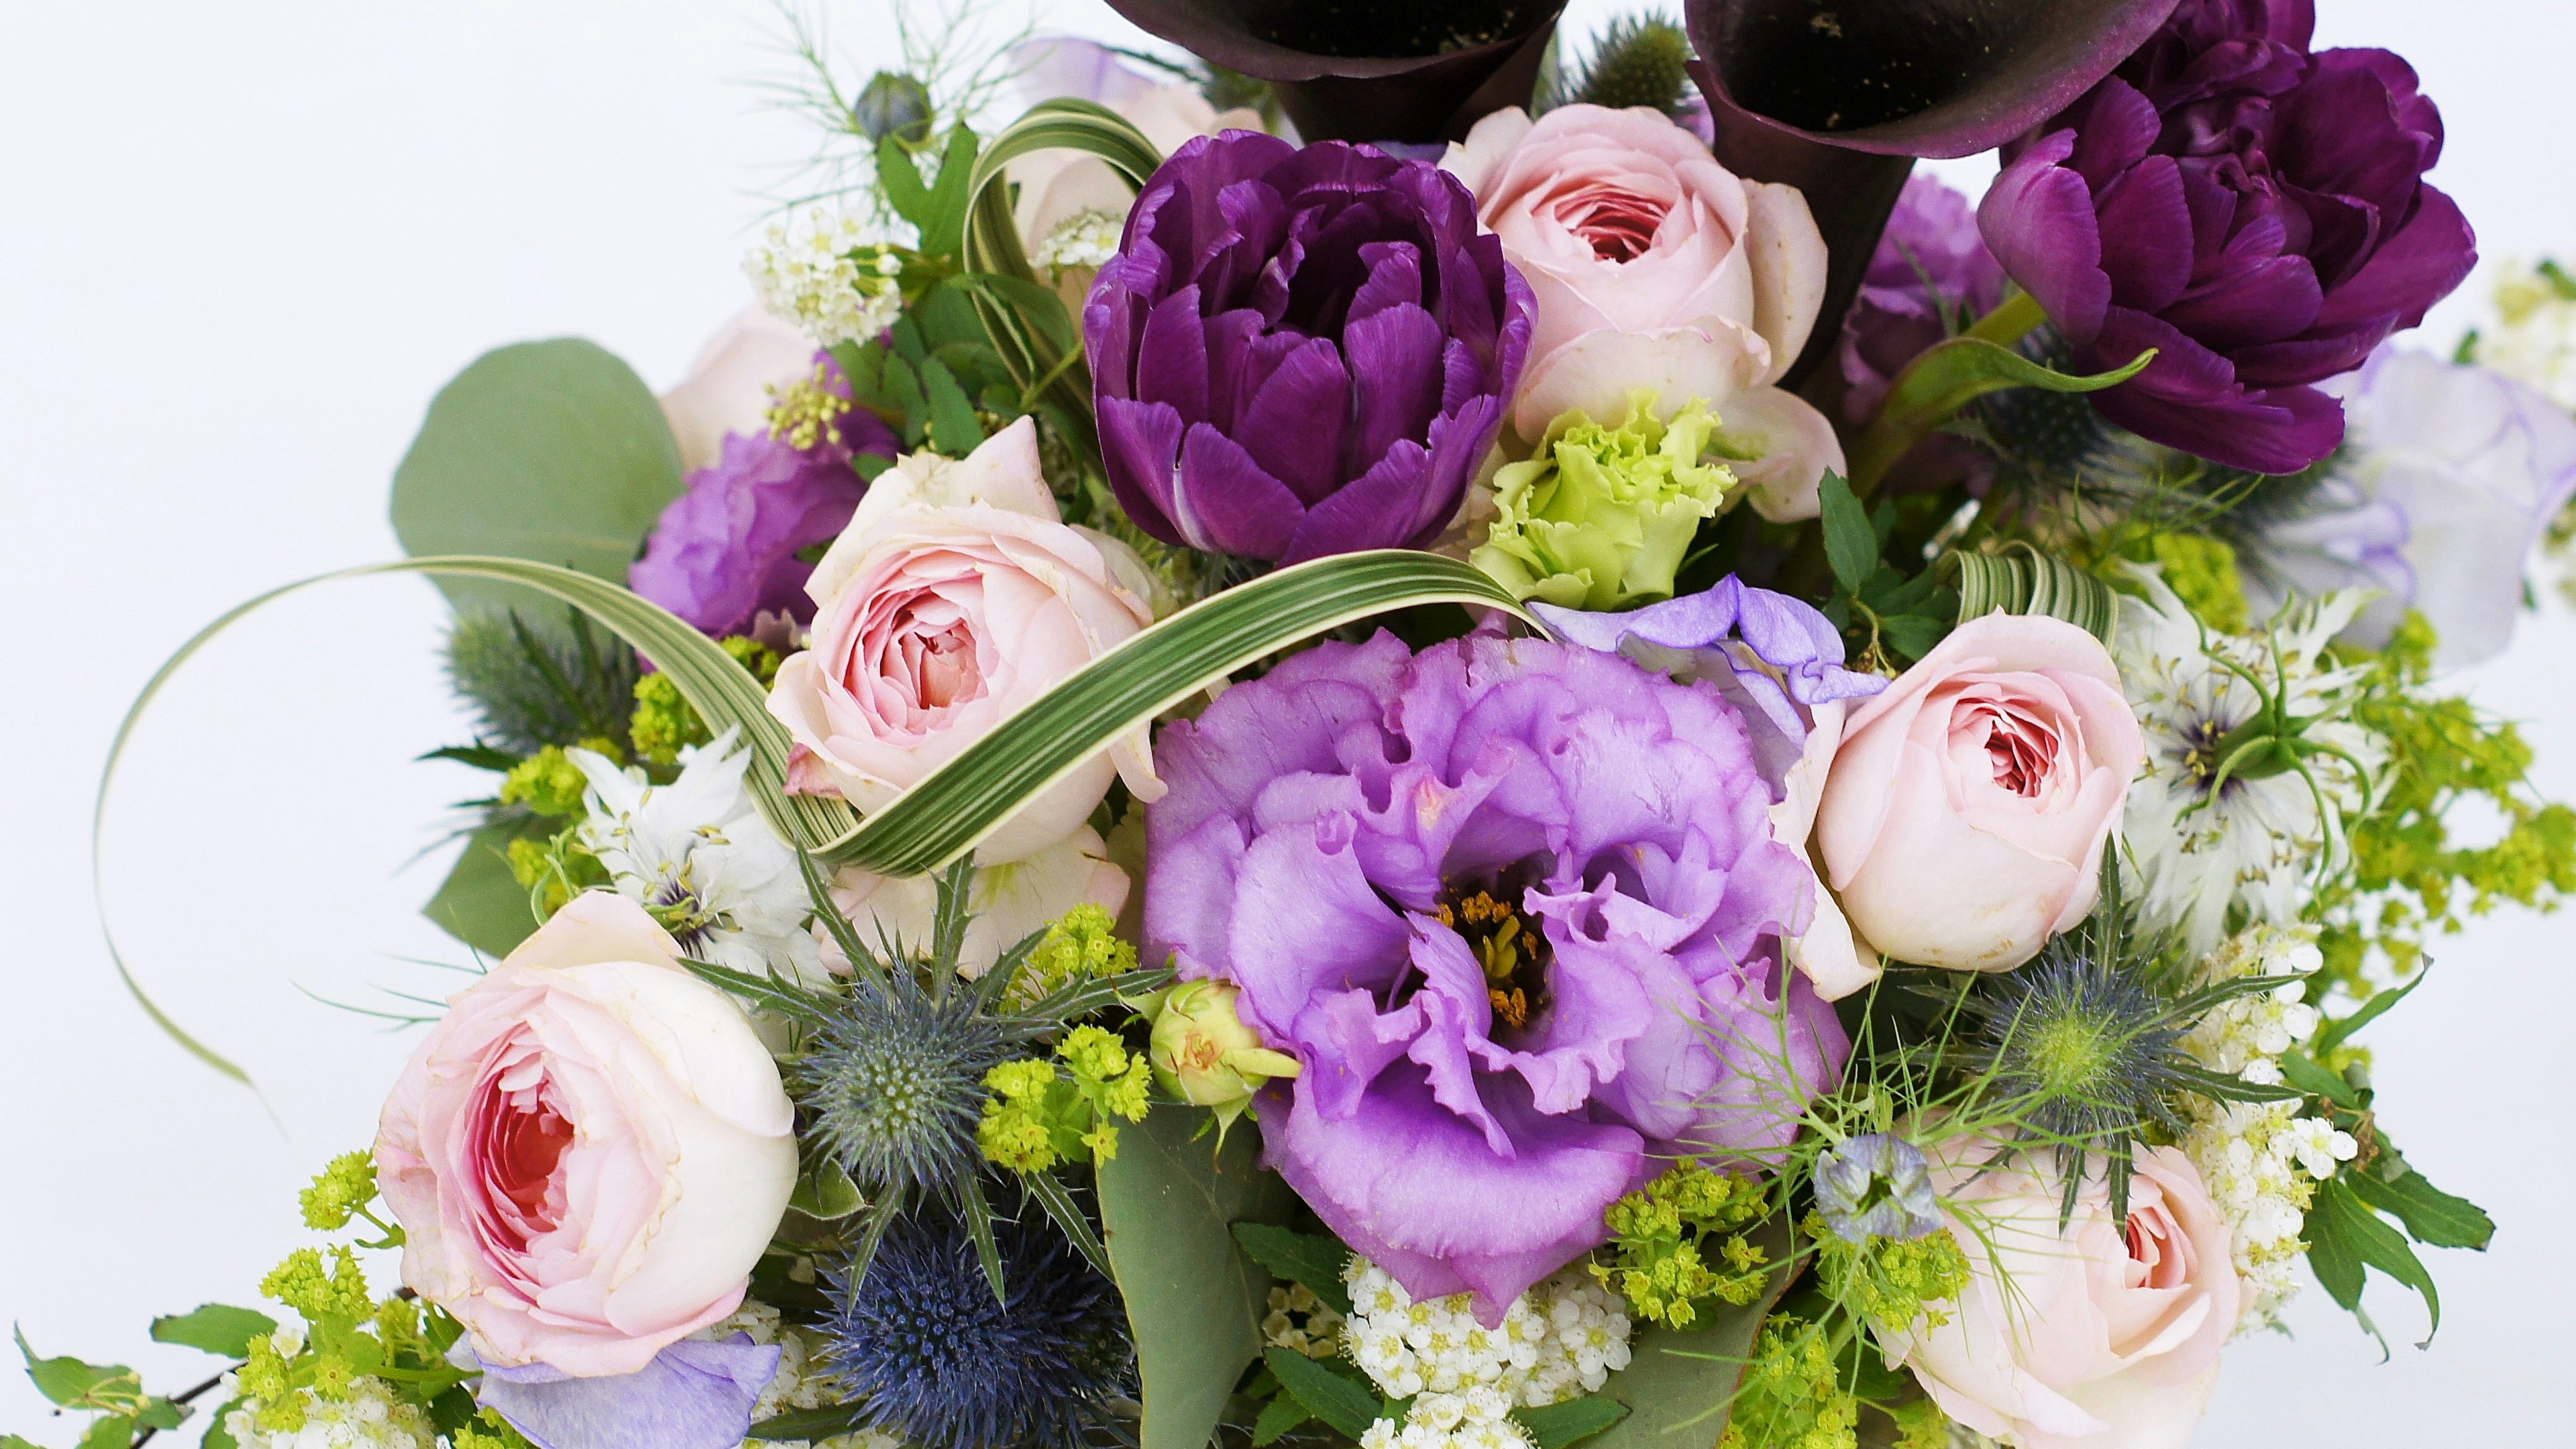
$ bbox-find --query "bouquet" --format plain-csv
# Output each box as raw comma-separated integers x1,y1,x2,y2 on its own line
23,3,2576,1448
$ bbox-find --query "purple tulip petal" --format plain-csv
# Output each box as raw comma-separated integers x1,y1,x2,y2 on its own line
1175,423,1307,557
1980,132,2114,341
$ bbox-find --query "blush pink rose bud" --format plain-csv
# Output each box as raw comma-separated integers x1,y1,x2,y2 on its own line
767,416,1164,862
374,892,798,1377
1442,103,1843,521
1884,1144,2241,1449
658,305,817,476
1814,614,2143,971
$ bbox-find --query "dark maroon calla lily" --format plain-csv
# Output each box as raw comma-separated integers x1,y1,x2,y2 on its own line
1085,133,1533,564
1978,0,2476,474
1684,0,2185,386
1102,0,1565,144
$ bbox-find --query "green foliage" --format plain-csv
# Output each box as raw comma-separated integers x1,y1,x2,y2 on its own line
1817,474,1957,672
1262,1348,1379,1440
150,1304,276,1360
504,822,606,924
2320,613,2576,989
1230,1224,1354,1318
977,1025,1154,1171
2145,533,2251,635
628,637,778,767
424,817,548,957
1719,1320,1856,1449
1593,1161,1771,1329
443,610,639,757
1567,14,1693,113
1513,1397,1632,1449
1844,330,2153,496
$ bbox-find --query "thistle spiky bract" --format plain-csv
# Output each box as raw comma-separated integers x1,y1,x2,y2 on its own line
443,608,639,757
1566,13,1693,114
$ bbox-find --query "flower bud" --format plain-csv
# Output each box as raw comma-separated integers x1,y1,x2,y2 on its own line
1148,981,1300,1113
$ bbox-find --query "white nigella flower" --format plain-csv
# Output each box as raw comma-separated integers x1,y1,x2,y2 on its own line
744,207,904,347
568,729,826,986
2116,567,2385,961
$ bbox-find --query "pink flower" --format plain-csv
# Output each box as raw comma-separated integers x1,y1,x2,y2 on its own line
766,417,1163,862
1442,103,1842,521
374,893,797,1377
1812,615,2143,971
657,306,816,476
1885,1144,2241,1449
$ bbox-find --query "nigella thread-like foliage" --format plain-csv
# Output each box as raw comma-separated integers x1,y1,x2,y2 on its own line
794,963,1022,1201
824,1201,1134,1449
443,610,639,756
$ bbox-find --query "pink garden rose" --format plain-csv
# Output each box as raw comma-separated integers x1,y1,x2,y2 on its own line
1813,615,2143,971
1885,1144,2241,1449
1442,103,1842,521
767,417,1164,862
374,893,797,1377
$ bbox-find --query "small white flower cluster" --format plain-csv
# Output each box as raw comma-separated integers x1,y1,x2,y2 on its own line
1263,1281,1346,1359
698,1300,902,1449
2177,926,2361,1328
2485,260,2576,411
1342,1258,1631,1449
220,1334,435,1449
1032,207,1126,274
745,207,904,347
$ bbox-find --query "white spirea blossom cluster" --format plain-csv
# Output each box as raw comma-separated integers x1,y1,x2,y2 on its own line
1032,207,1126,274
745,207,904,347
2485,260,2576,410
1263,1281,1346,1359
698,1301,902,1449
1342,1258,1632,1449
2177,925,2360,1328
219,1332,435,1449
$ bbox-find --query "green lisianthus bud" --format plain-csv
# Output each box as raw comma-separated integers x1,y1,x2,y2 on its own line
1148,981,1301,1120
1472,392,1733,610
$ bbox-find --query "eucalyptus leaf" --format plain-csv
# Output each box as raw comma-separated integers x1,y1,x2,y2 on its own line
1582,1218,1795,1449
388,339,684,625
423,818,542,958
1847,337,2153,496
150,1304,277,1358
1097,1112,1298,1449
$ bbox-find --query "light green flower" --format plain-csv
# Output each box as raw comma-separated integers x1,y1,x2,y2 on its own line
1472,393,1732,610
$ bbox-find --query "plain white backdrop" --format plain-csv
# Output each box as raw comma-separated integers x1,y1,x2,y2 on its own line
1,1,2568,1443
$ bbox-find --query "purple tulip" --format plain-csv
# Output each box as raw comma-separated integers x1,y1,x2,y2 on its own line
1835,175,2009,492
1146,630,1846,1317
1978,0,2477,474
1087,133,1533,564
630,352,896,638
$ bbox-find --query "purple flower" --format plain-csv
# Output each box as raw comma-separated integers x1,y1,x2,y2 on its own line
469,1338,780,1449
1839,176,2007,423
1146,631,1846,1316
1087,134,1533,564
1978,0,2477,475
630,353,898,637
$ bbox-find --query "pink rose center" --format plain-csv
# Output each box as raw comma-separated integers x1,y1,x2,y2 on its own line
1964,702,2061,798
896,612,983,710
467,1044,576,1251
1550,183,1669,264
2124,1203,2192,1291
845,585,995,729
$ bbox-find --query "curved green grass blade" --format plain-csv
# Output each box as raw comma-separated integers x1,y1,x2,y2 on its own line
1941,543,2123,644
1849,337,2155,496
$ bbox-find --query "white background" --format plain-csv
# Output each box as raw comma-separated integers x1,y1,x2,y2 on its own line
1,1,2568,1443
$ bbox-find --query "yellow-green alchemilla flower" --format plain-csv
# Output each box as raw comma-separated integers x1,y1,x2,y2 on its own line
1472,392,1733,610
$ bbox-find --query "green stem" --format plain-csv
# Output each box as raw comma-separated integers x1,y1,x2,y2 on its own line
1964,288,2047,348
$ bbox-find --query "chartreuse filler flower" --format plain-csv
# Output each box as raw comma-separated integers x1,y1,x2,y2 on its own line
30,5,2571,1449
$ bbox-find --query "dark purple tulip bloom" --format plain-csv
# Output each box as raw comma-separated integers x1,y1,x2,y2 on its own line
1088,133,1532,564
630,354,896,637
1978,0,2477,474
1147,630,1845,1316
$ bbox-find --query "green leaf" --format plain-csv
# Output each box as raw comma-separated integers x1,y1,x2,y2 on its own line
1098,1112,1298,1449
423,818,541,957
919,354,986,455
2313,967,2428,1057
875,135,933,231
788,1160,865,1222
1,1435,49,1449
1585,1218,1795,1449
75,1420,137,1449
747,1404,870,1442
1847,337,2153,496
388,339,685,625
1230,1223,1354,1317
1877,612,1949,663
2306,1179,2443,1348
1817,473,1876,597
2277,1049,2363,1110
1024,1167,1116,1278
914,125,983,261
15,1330,141,1413
2350,1167,2494,1252
1252,1392,1313,1446
150,1304,277,1358
1265,1350,1380,1440
1941,543,2122,645
1513,1397,1631,1449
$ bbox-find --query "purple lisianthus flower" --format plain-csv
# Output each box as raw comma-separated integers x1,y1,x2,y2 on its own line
468,1337,780,1449
630,352,898,637
1146,631,1847,1316
1978,0,2477,474
1839,175,2007,424
2247,345,2576,667
1087,133,1533,564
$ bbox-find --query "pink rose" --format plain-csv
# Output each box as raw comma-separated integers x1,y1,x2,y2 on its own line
1443,103,1843,520
767,416,1163,862
657,305,814,475
1813,614,2143,971
374,893,797,1377
1885,1144,2241,1449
